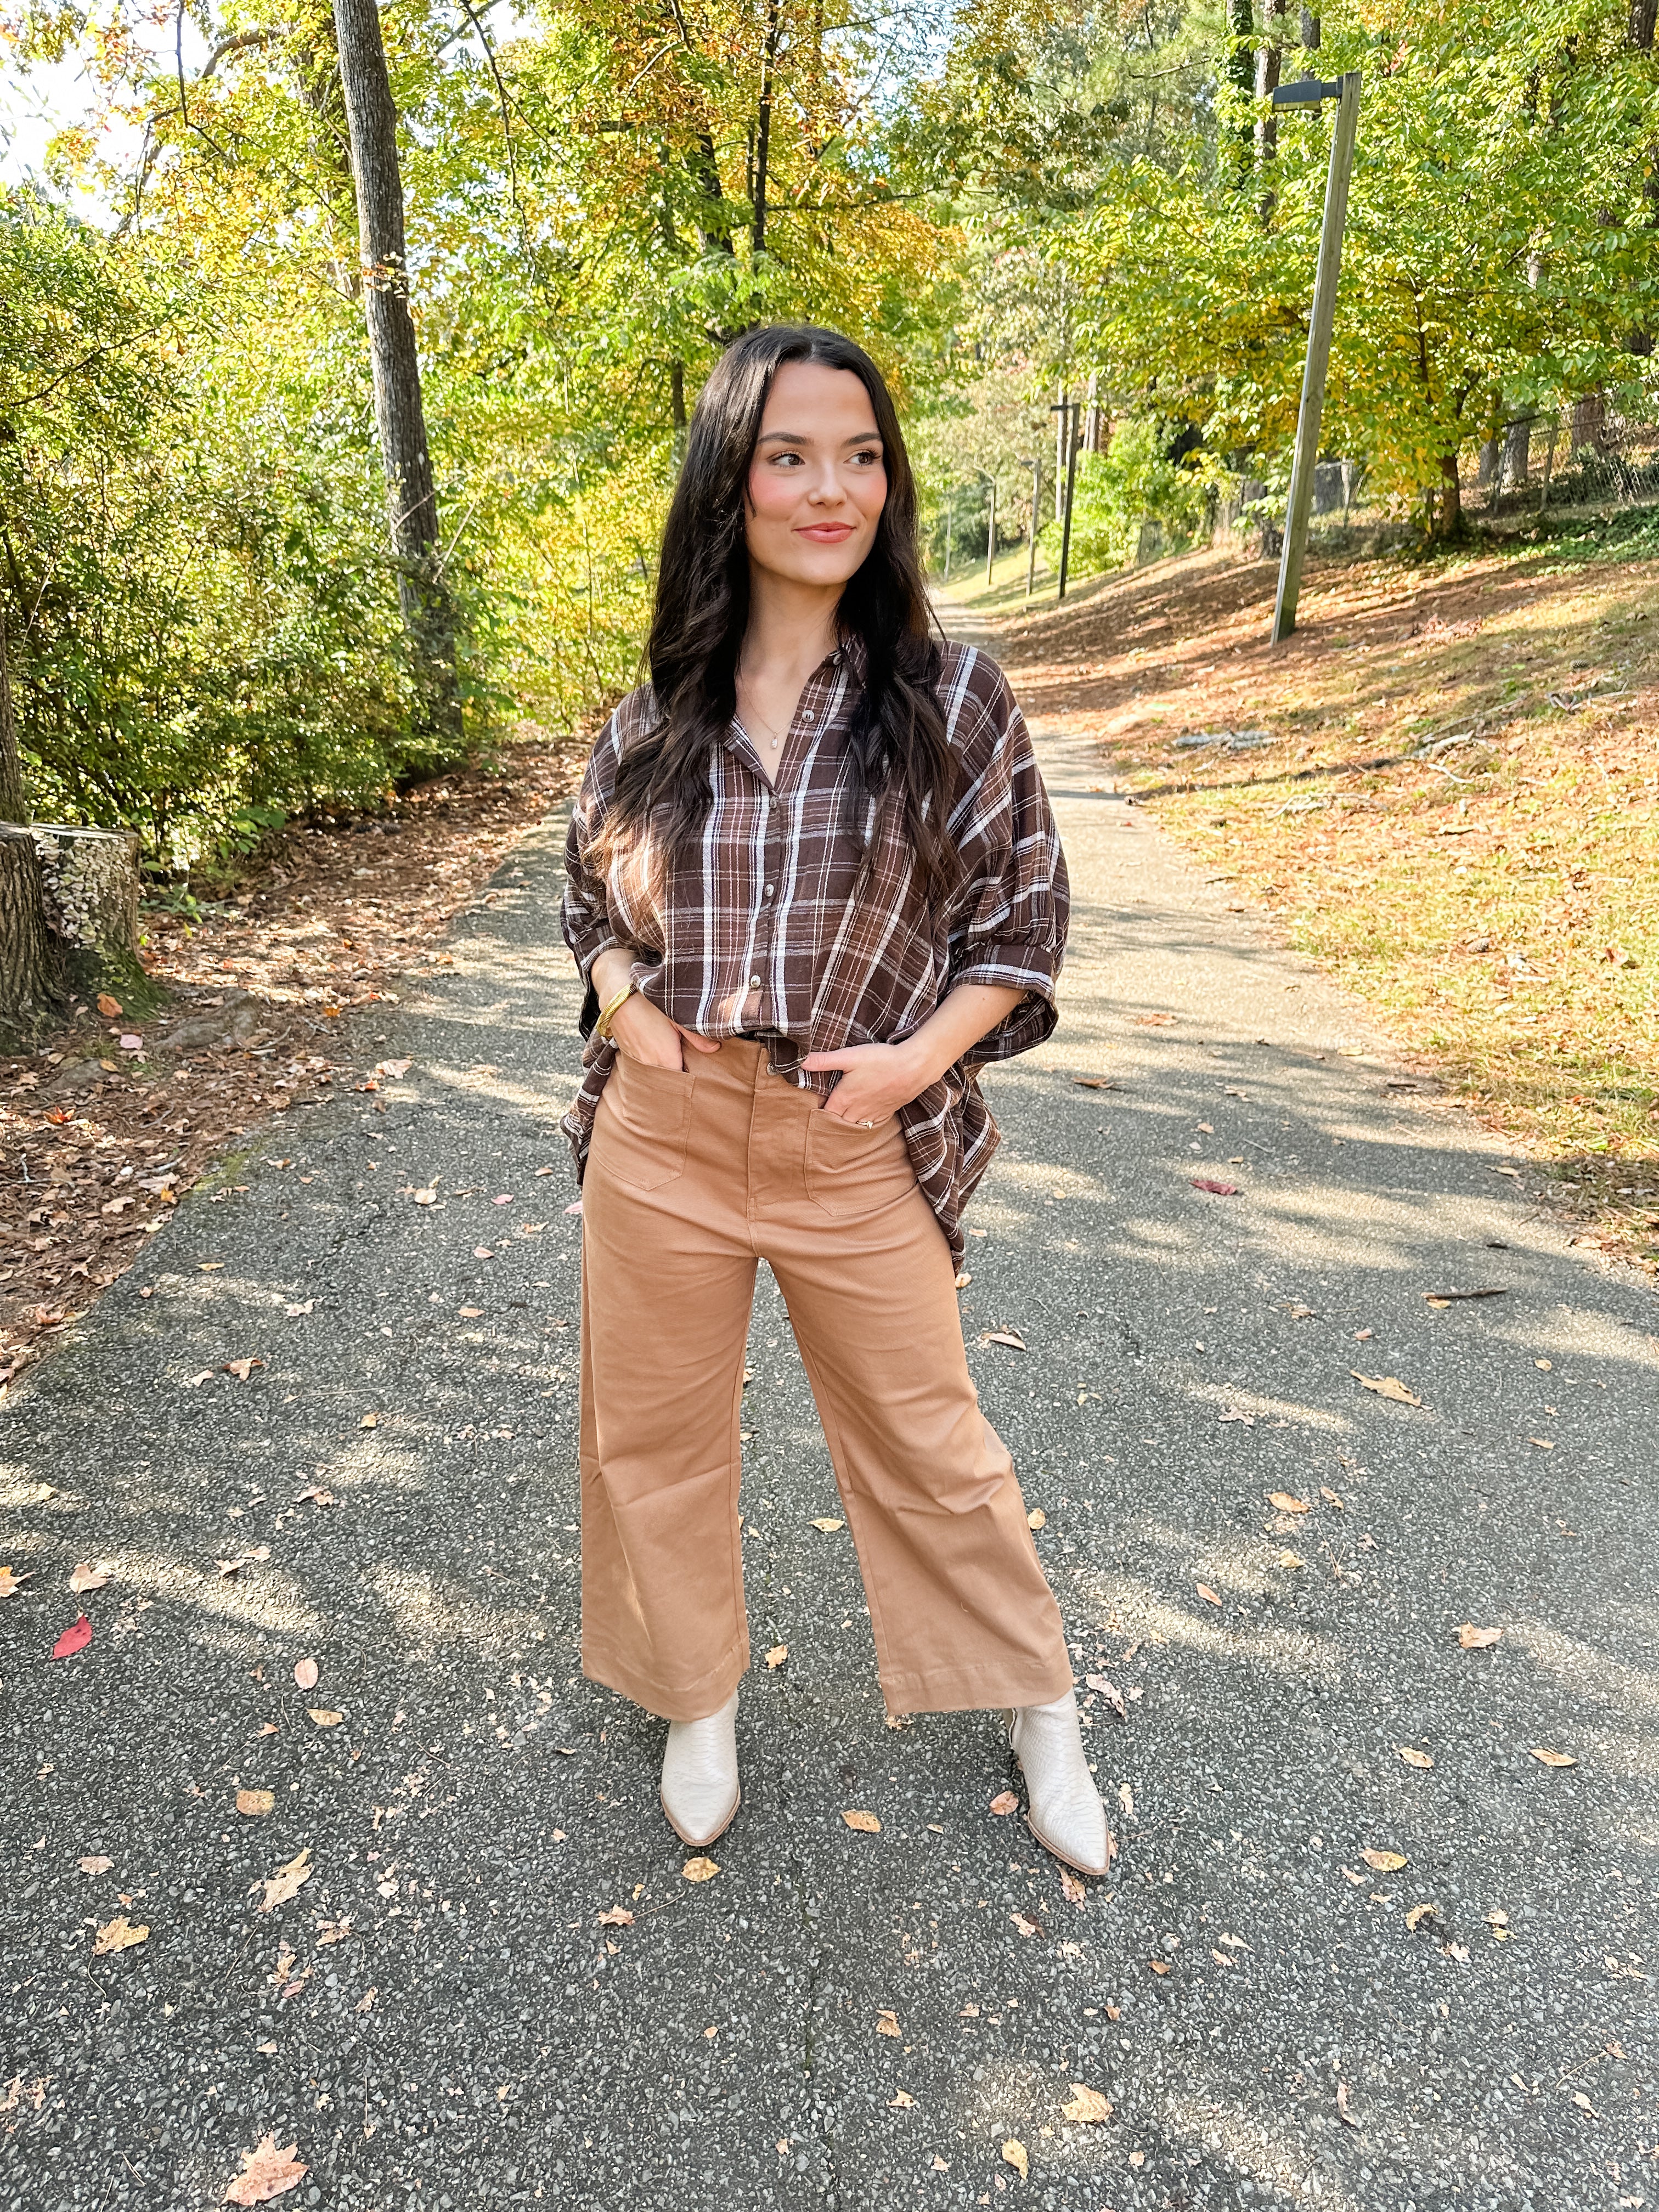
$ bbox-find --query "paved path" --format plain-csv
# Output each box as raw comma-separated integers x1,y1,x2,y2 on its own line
2,686,1655,2212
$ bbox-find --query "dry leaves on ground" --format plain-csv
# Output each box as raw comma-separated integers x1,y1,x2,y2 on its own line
1085,1673,1128,1719
306,1708,343,1728
682,1857,720,1883
1062,2084,1113,2124
92,1915,149,1955
980,1328,1028,1351
876,2009,900,2038
0,1564,30,1596
1268,1492,1310,1514
1010,1911,1039,1938
292,1657,319,1690
236,1788,276,1817
223,2135,308,2205
1002,2140,1029,2180
764,1644,788,1669
842,1809,882,1833
1361,1848,1408,1872
51,1614,92,1658
889,2089,915,2108
1060,1870,1086,1905
78,1855,112,1875
1195,1583,1222,1607
1026,1508,1046,1530
810,1517,844,1533
597,1906,634,1927
253,1848,313,1914
1397,1747,1435,1770
1531,1747,1577,1768
68,1561,111,1592
989,1791,1019,1816
1458,1623,1503,1650
1352,1372,1425,1407
1404,1903,1440,1933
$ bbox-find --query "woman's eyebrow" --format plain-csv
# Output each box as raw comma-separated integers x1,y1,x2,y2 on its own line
755,428,883,447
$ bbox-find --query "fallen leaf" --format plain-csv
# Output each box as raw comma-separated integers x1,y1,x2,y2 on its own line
682,1857,720,1883
68,1562,112,1593
930,2154,949,2171
1530,1748,1577,1768
1529,1437,1554,1451
1268,1492,1310,1514
93,1915,149,1955
1010,1910,1039,1938
980,1328,1028,1351
358,1412,379,1429
472,1245,494,1260
413,1189,437,1206
1336,2080,1358,2129
355,1988,377,2014
1422,1287,1508,1302
1361,1848,1408,1873
1351,1372,1423,1407
1026,1507,1046,1530
1189,1178,1240,1196
889,2089,915,2108
1278,1549,1305,1568
1061,2084,1113,2124
78,1855,113,1875
377,1059,412,1079
223,2134,308,2205
1148,1959,1171,1976
293,1657,319,1691
1320,1486,1344,1507
96,993,123,1018
253,1848,313,1913
765,1644,788,1669
457,1305,483,1318
876,2009,900,2038
1001,2139,1028,2180
1195,1583,1222,1607
1085,1674,1127,1720
306,1709,344,1729
52,1615,93,1660
1404,1903,1438,1932
285,1301,314,1317
184,1371,213,1389
1397,1747,1435,1770
842,1809,882,1833
237,1788,276,1817
0,1565,32,1598
222,1357,264,1381
1060,1870,1086,1905
1072,1075,1116,1088
315,1918,352,1946
1458,1624,1503,1650
597,1906,634,1927
810,1517,844,1532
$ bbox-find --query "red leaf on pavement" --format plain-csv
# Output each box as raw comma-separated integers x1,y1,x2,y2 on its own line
1190,1178,1240,1197
52,1614,93,1659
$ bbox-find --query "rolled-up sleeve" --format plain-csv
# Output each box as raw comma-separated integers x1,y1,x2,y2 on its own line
561,715,625,981
944,669,1069,1065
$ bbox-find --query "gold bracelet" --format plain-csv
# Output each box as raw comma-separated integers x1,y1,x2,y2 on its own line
594,978,636,1041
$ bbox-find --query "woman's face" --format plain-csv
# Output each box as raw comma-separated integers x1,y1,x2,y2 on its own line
744,360,888,590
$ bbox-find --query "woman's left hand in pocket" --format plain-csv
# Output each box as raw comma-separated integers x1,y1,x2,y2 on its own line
800,1040,928,1125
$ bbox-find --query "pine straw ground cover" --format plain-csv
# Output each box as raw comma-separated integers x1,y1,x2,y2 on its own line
975,528,1659,1271
0,738,588,1397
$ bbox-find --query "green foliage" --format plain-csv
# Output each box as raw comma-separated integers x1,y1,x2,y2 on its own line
1067,422,1225,572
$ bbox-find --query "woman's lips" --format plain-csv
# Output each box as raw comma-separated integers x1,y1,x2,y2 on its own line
796,522,856,541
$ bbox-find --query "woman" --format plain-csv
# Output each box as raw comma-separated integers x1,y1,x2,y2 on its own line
561,324,1109,1878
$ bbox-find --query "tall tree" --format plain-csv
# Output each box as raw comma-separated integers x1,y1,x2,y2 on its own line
331,0,459,739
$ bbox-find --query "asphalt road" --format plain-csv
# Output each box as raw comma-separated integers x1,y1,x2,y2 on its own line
2,694,1655,2212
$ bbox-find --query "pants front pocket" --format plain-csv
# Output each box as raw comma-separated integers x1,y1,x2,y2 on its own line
803,1105,915,1218
594,1054,695,1190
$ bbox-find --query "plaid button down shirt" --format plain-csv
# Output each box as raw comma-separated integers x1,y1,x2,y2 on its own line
560,640,1068,1260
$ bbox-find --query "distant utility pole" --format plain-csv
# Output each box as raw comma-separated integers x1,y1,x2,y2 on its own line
981,472,998,587
1269,69,1362,645
943,493,955,582
1049,396,1081,602
1022,456,1040,600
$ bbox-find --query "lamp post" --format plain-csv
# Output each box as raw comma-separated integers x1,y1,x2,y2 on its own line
1049,396,1081,602
1268,69,1362,645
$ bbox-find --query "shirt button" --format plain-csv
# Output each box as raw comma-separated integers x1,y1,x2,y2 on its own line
764,883,774,896
749,976,761,990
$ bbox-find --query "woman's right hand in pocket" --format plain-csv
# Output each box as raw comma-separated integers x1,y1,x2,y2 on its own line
611,992,721,1070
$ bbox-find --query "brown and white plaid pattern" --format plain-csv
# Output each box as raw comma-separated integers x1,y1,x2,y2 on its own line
560,640,1068,1260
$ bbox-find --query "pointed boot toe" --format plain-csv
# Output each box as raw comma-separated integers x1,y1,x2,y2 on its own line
1009,1690,1113,1880
660,1690,741,1848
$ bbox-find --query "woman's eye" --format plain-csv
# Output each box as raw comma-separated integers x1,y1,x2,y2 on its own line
850,448,882,466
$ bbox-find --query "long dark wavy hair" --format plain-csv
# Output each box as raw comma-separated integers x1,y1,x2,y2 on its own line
592,324,956,902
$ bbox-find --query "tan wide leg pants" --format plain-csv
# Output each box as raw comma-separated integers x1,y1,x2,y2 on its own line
578,1037,1072,1722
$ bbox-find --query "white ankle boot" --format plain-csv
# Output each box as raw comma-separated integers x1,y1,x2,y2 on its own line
1007,1690,1113,1877
659,1689,740,1848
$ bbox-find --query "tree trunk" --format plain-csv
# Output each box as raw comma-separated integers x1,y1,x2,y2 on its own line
1436,452,1463,537
1632,0,1657,47
0,609,53,1025
1300,7,1320,44
331,0,460,741
1255,0,1286,221
752,0,780,258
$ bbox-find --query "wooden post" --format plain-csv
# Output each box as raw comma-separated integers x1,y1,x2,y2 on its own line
1025,457,1041,601
1271,70,1362,645
1057,404,1080,602
0,607,52,1025
985,477,997,588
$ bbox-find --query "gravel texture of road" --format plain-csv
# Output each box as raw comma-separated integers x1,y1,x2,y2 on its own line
1,697,1655,2212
